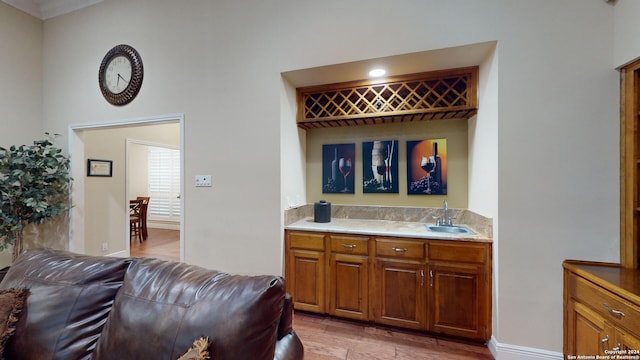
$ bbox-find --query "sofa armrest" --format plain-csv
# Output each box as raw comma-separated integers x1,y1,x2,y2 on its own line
274,331,304,360
277,293,294,340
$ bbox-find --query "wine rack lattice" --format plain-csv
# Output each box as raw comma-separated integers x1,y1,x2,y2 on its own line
297,67,478,129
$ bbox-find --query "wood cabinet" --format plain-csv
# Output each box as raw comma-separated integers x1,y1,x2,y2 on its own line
285,231,326,313
620,60,640,269
328,234,370,320
375,259,427,330
428,241,490,340
564,261,640,357
374,237,427,330
284,229,493,341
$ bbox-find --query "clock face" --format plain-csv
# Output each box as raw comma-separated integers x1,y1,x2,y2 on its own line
98,44,143,106
105,56,132,94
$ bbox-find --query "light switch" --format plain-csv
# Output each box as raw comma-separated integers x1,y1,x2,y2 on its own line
195,175,212,187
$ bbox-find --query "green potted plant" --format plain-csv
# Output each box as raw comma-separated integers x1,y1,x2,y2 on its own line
0,134,72,260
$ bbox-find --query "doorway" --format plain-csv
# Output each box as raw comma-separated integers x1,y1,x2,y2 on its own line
127,140,181,262
68,114,184,261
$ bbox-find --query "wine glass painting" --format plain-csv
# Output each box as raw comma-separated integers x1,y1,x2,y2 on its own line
322,143,355,194
407,139,447,195
362,140,399,193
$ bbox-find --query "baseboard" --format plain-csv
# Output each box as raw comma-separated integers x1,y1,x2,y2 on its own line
489,337,563,360
148,222,179,230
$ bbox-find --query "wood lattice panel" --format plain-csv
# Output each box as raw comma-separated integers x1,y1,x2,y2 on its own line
297,67,478,129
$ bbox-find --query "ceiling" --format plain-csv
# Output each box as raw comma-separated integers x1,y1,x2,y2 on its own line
2,0,101,19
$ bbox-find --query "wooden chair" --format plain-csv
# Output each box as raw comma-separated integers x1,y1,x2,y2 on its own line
129,199,143,242
136,196,150,240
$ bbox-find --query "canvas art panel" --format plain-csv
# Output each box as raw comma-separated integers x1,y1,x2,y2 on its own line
362,140,398,194
406,139,447,195
322,143,355,194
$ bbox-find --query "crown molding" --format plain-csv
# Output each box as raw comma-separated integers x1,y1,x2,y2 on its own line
2,0,102,20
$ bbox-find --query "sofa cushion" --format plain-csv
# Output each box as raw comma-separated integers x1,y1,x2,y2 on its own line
0,248,131,360
0,288,28,356
93,257,285,360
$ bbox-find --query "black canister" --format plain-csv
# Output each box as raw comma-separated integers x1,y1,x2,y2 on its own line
314,200,331,223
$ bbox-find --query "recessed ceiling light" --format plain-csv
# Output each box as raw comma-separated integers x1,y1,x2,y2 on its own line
369,68,386,77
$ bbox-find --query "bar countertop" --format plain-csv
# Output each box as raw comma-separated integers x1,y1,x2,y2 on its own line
285,217,492,243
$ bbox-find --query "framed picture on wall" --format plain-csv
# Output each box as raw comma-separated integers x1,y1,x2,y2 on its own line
87,159,113,177
322,143,355,194
406,139,447,195
362,140,398,193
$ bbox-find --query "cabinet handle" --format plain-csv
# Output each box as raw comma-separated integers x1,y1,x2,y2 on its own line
429,270,434,287
391,247,408,253
342,244,357,249
601,335,610,352
420,270,424,287
603,303,625,318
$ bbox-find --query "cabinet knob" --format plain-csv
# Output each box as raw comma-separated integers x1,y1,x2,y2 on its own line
391,247,408,253
342,244,357,249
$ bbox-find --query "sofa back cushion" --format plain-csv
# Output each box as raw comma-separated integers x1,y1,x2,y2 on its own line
93,257,285,360
0,248,131,360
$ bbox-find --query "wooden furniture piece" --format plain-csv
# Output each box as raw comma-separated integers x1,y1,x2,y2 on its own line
129,199,143,242
284,229,492,341
562,55,640,360
563,261,640,356
136,196,150,240
296,67,478,129
620,59,640,269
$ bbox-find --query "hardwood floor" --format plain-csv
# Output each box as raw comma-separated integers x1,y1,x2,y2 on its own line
130,228,493,359
294,312,493,360
130,228,180,262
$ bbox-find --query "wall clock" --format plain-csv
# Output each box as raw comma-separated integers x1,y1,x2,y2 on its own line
98,44,144,106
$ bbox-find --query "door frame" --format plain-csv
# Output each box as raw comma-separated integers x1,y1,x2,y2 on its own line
68,113,185,261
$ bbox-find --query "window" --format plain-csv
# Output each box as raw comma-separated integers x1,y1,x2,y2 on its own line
148,146,180,222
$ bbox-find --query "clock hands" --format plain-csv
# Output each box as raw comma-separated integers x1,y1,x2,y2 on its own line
117,73,129,87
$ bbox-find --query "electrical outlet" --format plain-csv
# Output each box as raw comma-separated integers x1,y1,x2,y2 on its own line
101,242,108,252
195,175,212,187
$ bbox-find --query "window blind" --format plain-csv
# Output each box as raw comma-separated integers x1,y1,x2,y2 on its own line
148,146,180,222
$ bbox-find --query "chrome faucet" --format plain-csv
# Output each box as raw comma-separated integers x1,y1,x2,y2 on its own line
434,200,452,226
442,200,448,225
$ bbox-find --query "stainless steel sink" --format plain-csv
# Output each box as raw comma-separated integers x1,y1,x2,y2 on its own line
426,224,475,235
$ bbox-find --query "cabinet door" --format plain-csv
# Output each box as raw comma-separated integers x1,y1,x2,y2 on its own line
288,248,326,313
374,259,426,330
567,300,611,356
428,263,488,340
616,327,640,353
329,253,368,320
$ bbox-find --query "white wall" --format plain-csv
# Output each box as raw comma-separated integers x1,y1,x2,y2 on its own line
28,0,623,355
128,143,148,199
614,0,640,67
0,3,45,267
0,3,42,146
280,77,307,212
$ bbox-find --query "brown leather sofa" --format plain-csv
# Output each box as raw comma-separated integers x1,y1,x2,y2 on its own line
0,248,304,360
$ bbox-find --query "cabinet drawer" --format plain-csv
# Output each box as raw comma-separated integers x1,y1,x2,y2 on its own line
288,231,325,251
428,242,487,264
376,238,424,259
330,235,369,255
570,275,640,332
